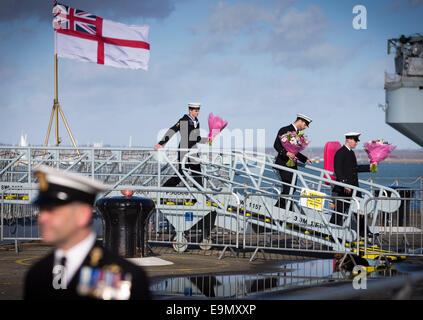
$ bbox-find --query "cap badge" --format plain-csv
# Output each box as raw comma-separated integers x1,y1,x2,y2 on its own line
36,171,49,192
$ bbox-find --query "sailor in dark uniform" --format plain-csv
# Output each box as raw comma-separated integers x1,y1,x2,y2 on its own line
274,114,313,208
330,132,376,235
154,102,207,187
24,165,151,300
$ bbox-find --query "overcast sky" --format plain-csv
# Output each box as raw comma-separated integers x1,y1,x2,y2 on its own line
1,0,422,149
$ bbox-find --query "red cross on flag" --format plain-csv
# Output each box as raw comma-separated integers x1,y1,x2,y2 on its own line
53,2,150,70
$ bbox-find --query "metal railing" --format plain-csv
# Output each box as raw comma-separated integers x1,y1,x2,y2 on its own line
2,188,423,263
363,192,423,259
242,193,362,261
1,187,40,243
138,188,240,257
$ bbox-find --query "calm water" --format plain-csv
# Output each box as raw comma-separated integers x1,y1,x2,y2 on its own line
317,161,423,187
260,161,423,188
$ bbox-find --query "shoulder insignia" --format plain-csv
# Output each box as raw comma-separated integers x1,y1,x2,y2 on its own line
90,247,103,267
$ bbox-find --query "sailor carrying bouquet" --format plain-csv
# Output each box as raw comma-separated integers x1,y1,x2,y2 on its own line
331,132,379,237
154,103,227,187
273,114,314,208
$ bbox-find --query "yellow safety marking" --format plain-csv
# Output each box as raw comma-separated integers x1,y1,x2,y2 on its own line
353,266,376,275
176,269,193,271
15,257,39,266
353,248,406,261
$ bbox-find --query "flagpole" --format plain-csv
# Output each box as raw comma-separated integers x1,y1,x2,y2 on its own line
54,53,59,146
44,26,80,155
54,52,81,154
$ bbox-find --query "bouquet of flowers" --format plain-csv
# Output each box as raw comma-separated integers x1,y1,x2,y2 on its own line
208,113,228,146
364,139,396,172
279,131,310,167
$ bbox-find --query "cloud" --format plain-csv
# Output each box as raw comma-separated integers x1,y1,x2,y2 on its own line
0,0,176,22
192,1,350,70
258,5,350,69
409,0,423,7
389,0,423,11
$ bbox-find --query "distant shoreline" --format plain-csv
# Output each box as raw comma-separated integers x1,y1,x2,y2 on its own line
1,145,422,163
363,159,423,163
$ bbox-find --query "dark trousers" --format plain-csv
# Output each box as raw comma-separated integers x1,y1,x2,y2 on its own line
330,190,370,237
330,191,350,226
275,168,296,208
163,159,203,187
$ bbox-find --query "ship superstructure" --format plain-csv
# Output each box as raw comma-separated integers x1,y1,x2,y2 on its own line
385,34,423,147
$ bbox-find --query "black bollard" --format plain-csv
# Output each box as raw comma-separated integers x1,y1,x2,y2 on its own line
95,191,155,258
136,195,155,257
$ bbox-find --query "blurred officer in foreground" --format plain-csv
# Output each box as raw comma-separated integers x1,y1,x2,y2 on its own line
273,113,314,208
154,102,207,187
24,165,151,300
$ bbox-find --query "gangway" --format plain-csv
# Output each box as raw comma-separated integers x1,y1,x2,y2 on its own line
0,146,401,253
150,147,401,253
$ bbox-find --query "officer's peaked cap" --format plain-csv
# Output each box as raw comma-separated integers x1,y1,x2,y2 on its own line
32,165,108,207
344,132,361,141
296,113,312,126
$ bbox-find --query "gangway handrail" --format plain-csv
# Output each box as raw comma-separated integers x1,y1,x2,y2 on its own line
262,152,402,197
0,146,401,216
182,148,377,200
178,148,402,237
242,192,362,254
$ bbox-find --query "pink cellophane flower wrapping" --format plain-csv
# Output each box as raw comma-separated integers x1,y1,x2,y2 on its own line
279,131,310,167
364,140,396,172
208,113,228,145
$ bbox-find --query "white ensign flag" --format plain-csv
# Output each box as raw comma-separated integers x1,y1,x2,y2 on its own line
53,2,150,70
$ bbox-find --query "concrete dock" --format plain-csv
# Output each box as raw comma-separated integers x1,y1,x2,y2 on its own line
1,241,423,300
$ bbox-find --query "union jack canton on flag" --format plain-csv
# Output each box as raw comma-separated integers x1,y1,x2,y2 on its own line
53,3,97,34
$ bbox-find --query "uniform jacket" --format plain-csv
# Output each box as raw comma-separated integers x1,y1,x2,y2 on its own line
333,145,370,194
158,114,204,149
24,244,151,300
274,124,308,169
